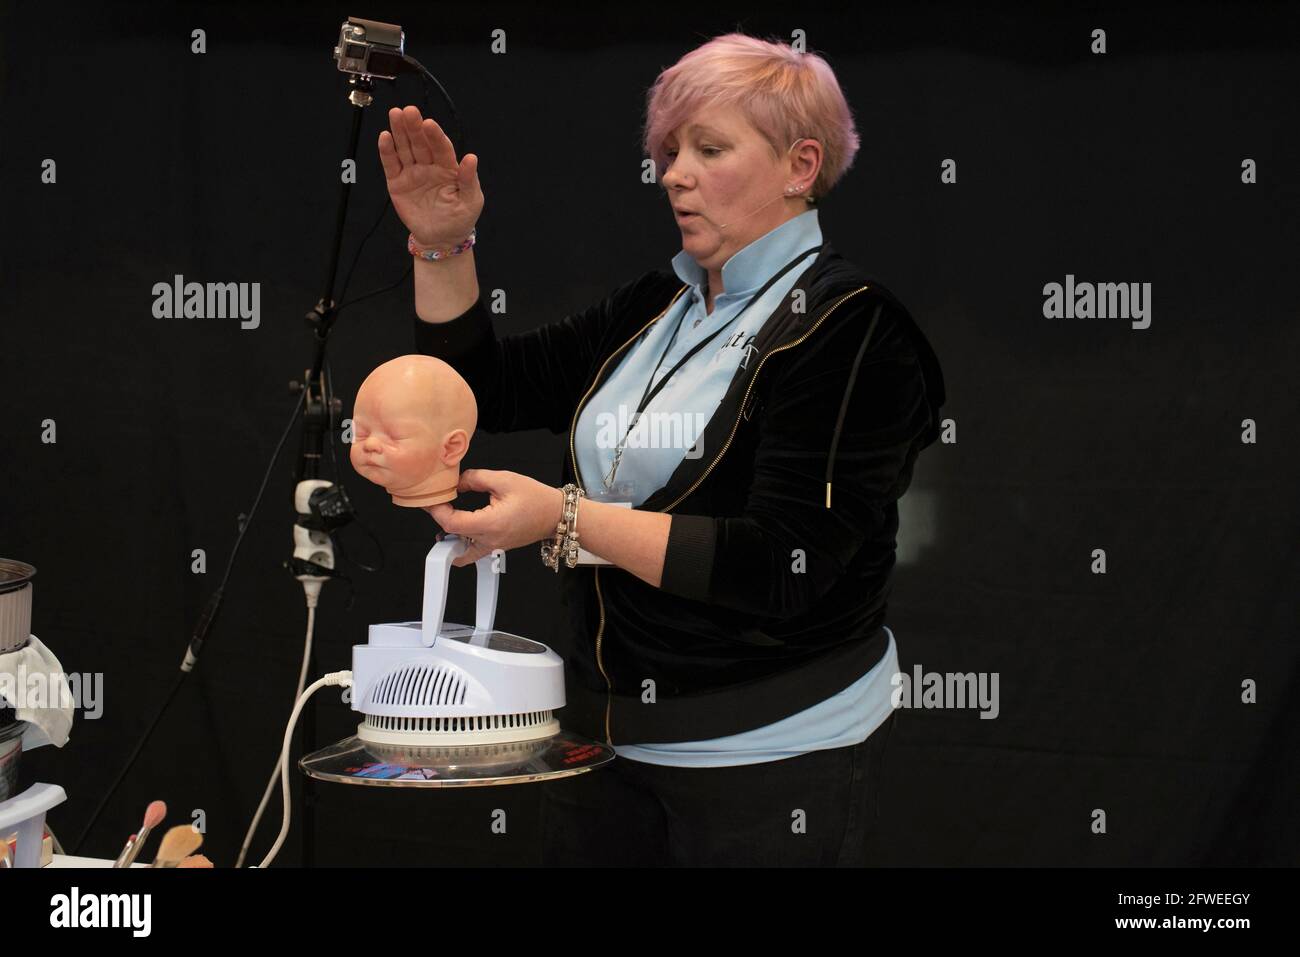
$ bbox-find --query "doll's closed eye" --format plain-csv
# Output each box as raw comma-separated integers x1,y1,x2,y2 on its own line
355,422,401,442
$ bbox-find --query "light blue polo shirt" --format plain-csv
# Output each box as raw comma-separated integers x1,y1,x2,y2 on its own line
572,209,898,767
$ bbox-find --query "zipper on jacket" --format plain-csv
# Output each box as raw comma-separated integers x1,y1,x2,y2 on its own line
656,285,869,511
593,566,611,743
567,283,870,745
567,287,688,745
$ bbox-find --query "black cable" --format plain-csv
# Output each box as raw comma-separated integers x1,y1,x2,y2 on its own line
333,515,386,575
402,54,465,151
74,54,456,855
323,359,341,480
323,358,384,573
334,57,455,312
206,390,308,602
71,391,307,854
321,57,460,570
70,670,186,855
335,195,396,310
336,258,413,312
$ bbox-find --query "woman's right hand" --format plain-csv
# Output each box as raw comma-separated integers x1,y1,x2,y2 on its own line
379,105,483,248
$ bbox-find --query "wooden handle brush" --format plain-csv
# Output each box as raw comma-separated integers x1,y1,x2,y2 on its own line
151,825,203,868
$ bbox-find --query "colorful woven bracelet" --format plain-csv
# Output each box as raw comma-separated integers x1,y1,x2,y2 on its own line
408,228,477,261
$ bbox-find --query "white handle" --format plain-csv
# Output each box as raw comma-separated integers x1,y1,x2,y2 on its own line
420,534,499,647
0,782,66,867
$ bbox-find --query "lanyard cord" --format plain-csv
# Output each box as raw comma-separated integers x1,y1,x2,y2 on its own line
603,244,823,489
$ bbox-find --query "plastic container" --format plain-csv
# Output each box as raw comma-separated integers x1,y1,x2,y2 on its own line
0,559,36,654
0,718,22,804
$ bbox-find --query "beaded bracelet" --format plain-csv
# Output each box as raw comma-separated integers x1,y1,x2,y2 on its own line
541,483,586,572
408,228,477,261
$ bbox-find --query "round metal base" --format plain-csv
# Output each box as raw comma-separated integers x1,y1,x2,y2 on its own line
300,731,615,788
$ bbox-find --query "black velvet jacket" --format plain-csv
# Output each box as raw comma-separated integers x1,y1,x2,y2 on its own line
413,242,946,745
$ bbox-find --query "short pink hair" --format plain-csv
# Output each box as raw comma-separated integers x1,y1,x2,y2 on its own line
642,33,861,202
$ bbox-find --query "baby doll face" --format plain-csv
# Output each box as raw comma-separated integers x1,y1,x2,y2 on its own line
348,354,476,502
350,401,447,493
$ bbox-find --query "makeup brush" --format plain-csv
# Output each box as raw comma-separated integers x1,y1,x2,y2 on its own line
111,833,138,868
152,825,203,868
116,800,167,868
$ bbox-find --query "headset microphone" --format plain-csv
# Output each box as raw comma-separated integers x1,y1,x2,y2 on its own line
693,191,792,231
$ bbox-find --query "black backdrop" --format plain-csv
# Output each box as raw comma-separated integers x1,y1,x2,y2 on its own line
2,1,1296,867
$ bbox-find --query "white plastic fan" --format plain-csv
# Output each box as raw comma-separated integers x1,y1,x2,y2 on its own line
350,534,565,747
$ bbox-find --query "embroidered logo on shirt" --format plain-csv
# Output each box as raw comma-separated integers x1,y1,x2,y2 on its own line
703,331,761,371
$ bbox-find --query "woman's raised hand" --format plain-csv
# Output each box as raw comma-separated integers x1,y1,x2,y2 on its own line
379,105,483,248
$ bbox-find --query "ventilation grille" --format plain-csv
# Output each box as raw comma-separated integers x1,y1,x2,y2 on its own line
363,710,555,736
370,664,468,708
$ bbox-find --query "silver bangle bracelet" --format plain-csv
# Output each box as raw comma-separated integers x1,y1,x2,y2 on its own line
541,483,585,571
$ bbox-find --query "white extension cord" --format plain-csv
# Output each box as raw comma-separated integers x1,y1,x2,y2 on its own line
235,580,322,868
255,668,352,868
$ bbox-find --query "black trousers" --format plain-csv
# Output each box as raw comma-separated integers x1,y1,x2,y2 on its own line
538,710,896,866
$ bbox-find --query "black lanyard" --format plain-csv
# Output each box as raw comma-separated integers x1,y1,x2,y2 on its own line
600,243,823,491
628,243,823,434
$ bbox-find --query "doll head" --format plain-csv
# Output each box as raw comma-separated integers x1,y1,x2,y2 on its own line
349,355,478,507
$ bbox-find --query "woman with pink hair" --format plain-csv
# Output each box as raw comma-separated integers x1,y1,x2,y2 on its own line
382,32,945,866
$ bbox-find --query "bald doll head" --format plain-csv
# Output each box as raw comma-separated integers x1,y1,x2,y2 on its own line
350,355,478,507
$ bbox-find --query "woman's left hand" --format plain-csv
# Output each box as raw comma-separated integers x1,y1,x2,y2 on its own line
425,469,563,567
